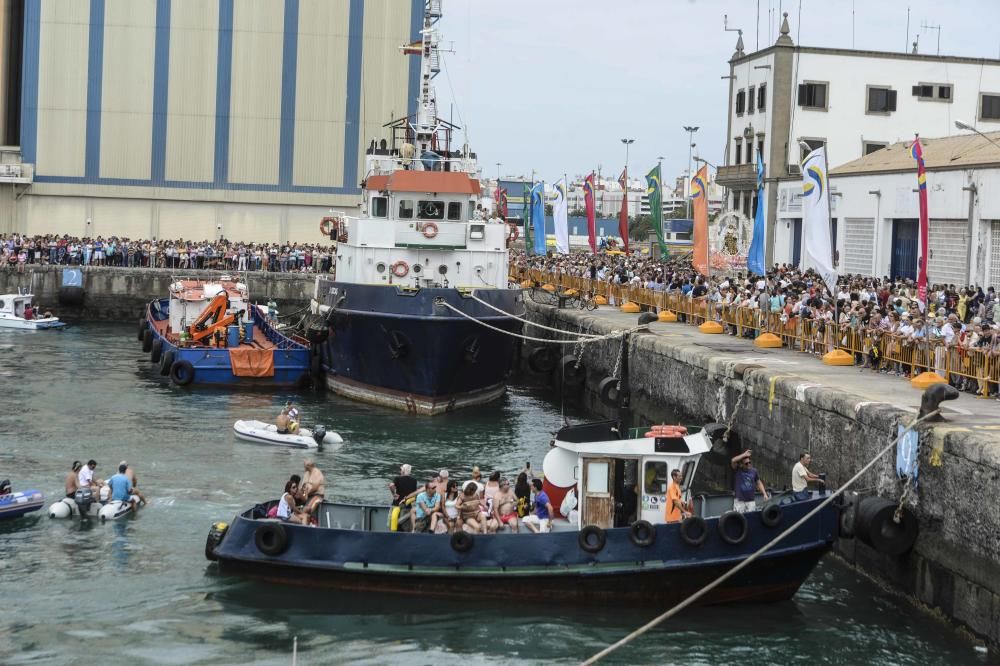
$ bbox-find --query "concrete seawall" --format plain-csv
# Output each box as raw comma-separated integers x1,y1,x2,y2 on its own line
526,300,1000,651
0,266,316,321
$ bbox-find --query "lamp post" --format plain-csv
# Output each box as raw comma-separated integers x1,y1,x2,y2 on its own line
955,120,1000,150
621,138,634,225
683,126,699,218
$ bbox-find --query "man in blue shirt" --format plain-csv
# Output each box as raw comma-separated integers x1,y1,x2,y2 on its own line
412,482,441,533
731,449,769,513
108,464,140,509
524,478,554,533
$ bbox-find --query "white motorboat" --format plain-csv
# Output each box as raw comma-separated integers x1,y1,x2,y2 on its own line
233,420,343,449
0,293,65,330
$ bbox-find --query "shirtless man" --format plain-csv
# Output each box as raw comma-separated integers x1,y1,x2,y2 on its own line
494,478,519,533
119,461,147,504
276,407,291,434
64,461,82,498
297,459,326,522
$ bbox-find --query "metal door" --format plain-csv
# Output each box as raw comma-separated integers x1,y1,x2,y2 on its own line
791,218,802,266
927,219,969,286
844,218,875,275
890,219,918,281
581,457,614,529
991,221,1000,289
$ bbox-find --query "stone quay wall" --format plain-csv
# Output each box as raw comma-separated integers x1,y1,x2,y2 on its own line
0,266,316,321
526,300,1000,650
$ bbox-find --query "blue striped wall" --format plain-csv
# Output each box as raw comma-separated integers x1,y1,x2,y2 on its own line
20,0,424,195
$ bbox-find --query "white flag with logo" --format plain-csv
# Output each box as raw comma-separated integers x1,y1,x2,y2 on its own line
801,147,838,296
553,177,569,254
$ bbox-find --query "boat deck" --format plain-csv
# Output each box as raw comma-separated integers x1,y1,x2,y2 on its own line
150,315,280,350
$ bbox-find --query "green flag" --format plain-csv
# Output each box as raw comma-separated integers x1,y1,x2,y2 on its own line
645,164,667,258
523,184,534,254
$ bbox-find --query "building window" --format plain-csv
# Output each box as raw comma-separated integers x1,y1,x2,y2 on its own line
799,138,825,163
748,86,756,114
980,93,1000,121
866,86,897,114
757,138,765,162
798,82,827,110
863,141,888,155
757,84,767,111
913,83,952,102
734,139,742,165
735,89,746,115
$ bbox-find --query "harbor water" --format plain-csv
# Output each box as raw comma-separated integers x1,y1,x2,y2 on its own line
0,323,988,665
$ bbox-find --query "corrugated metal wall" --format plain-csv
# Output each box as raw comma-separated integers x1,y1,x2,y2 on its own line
22,0,421,202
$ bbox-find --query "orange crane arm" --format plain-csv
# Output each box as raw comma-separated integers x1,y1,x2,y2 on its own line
187,293,235,343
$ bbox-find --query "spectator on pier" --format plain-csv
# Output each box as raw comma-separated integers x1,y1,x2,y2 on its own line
731,450,768,513
791,453,825,501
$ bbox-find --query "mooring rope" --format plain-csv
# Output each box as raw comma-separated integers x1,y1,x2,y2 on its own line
464,290,603,338
436,299,645,345
580,409,940,666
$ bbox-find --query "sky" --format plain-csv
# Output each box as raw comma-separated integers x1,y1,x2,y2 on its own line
436,0,1000,184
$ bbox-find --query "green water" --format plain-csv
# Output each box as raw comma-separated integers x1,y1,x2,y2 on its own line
0,323,988,665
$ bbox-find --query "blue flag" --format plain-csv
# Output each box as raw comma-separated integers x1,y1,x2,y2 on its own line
531,182,546,255
747,151,766,275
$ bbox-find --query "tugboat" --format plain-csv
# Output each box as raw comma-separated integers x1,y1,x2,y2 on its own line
138,276,310,388
312,0,523,415
0,292,65,330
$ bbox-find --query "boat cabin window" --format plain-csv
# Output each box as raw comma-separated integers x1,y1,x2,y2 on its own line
643,461,668,495
398,200,415,219
371,196,388,218
681,460,696,491
447,202,462,220
585,461,610,493
417,200,445,220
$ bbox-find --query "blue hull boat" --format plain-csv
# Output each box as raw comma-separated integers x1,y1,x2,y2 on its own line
0,487,45,520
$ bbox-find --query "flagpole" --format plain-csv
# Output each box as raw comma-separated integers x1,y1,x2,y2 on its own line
821,146,838,345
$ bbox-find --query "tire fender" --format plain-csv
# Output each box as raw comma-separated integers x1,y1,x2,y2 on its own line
718,510,749,545
629,520,656,547
680,515,708,546
170,359,195,386
254,522,289,556
578,524,607,553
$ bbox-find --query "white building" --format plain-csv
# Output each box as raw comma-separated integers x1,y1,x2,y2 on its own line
828,132,1000,288
718,12,1000,270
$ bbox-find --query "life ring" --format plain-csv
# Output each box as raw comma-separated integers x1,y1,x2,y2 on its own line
760,502,783,528
169,359,195,386
391,261,409,278
141,328,153,353
507,223,519,241
645,424,689,438
717,510,749,545
137,317,146,341
629,520,656,547
680,515,707,546
319,217,335,237
254,522,289,556
597,376,619,406
159,350,175,376
150,338,162,364
578,525,607,553
527,346,557,374
422,222,439,239
451,530,474,553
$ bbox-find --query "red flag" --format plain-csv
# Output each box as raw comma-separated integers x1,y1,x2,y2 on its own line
910,136,929,310
499,188,508,218
617,169,630,254
584,173,596,253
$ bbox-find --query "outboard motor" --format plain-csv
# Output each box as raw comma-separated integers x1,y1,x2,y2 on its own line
0,479,10,496
74,487,95,516
312,425,327,446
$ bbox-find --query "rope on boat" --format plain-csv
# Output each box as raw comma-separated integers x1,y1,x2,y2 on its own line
580,409,941,666
464,290,603,338
436,299,646,345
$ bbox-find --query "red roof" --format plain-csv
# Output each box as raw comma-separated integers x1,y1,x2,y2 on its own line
364,171,481,195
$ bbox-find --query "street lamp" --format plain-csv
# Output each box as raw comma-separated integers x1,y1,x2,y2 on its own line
955,120,1000,150
621,139,634,222
694,156,718,169
683,126,699,217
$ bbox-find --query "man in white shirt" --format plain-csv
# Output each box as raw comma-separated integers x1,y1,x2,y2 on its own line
792,453,824,498
78,459,101,491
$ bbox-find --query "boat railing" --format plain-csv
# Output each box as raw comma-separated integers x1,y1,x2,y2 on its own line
251,306,307,350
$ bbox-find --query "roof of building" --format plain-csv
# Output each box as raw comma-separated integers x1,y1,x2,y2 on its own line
364,171,480,195
830,131,1000,176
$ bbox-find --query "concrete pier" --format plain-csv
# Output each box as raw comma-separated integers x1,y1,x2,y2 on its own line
526,299,1000,651
0,265,316,321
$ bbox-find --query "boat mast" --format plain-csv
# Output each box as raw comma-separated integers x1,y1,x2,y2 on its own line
412,1,443,163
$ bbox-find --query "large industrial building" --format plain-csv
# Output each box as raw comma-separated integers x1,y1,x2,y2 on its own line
0,0,424,243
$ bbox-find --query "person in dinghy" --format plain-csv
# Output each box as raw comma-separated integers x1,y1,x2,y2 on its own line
107,463,144,511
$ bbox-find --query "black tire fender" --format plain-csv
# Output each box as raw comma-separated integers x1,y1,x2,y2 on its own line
141,328,153,353
597,376,619,407
680,515,708,546
760,503,783,528
159,350,175,376
718,510,749,545
527,346,557,374
629,520,656,547
150,339,162,364
578,525,607,553
637,312,658,325
137,317,146,341
450,530,474,553
559,354,585,386
170,359,195,386
254,522,288,556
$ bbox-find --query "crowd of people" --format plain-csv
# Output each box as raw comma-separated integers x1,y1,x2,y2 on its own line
0,233,337,273
514,249,1000,398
